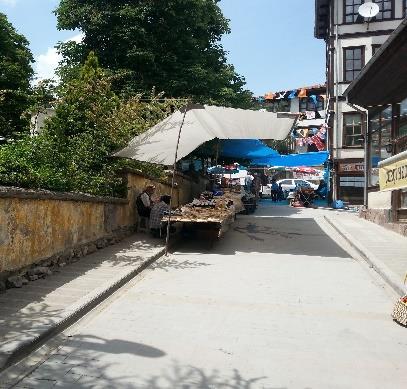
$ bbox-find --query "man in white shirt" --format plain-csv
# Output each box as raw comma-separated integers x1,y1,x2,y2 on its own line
136,185,156,217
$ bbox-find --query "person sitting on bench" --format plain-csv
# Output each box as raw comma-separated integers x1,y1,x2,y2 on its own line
136,185,156,218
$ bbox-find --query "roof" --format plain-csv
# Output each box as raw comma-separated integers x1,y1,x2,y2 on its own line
344,18,407,107
314,0,330,40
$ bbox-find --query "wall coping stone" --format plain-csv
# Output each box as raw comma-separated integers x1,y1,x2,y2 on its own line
0,186,128,204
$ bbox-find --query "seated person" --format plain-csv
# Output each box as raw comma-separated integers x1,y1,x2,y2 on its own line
136,185,156,217
315,179,327,199
150,195,171,238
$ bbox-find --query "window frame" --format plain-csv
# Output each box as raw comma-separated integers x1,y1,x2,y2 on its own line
343,0,364,24
371,0,394,21
298,96,324,112
343,112,364,148
343,0,395,24
404,0,407,18
343,46,365,83
372,44,381,56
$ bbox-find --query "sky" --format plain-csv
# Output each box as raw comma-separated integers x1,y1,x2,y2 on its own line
0,0,325,96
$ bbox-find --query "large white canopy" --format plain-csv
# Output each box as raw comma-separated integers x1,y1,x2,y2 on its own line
114,105,295,165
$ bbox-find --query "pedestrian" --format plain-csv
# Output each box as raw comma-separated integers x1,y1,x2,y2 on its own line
136,184,156,218
149,195,172,238
315,179,327,199
270,178,279,202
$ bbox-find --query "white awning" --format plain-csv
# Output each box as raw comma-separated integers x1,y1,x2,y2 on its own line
114,105,295,165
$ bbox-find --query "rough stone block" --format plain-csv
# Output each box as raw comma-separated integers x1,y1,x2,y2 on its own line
0,280,6,293
6,275,23,288
87,243,97,254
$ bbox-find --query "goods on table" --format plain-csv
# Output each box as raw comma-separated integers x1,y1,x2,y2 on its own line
392,274,407,326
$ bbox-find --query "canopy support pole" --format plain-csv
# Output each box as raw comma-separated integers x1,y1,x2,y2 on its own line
165,105,189,256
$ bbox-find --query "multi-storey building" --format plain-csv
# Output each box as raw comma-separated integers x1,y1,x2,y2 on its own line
315,0,406,203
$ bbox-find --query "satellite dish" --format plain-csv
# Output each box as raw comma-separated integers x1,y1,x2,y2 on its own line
358,2,380,18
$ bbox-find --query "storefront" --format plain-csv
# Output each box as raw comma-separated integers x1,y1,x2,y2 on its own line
344,19,407,234
336,159,364,204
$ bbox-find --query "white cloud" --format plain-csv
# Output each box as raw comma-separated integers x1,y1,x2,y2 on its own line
34,33,84,82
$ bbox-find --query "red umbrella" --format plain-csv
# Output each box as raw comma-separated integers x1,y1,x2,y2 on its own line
294,166,319,174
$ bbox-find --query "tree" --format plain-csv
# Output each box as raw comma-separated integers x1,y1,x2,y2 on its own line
0,13,34,138
55,0,252,107
0,52,178,196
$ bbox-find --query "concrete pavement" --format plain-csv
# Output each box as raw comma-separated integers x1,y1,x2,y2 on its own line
2,201,406,389
0,235,165,372
324,211,407,296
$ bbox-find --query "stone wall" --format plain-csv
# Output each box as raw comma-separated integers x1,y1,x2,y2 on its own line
360,208,407,237
0,171,207,281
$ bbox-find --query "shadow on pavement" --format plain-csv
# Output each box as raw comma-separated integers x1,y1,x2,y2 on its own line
11,355,278,389
0,236,164,361
176,215,350,259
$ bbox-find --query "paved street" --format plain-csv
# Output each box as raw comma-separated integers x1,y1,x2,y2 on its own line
2,202,406,389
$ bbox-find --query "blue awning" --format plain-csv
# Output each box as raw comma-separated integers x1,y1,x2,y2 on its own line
219,139,279,159
252,151,329,167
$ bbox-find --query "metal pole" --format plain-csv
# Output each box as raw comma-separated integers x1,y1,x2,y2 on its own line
165,104,189,256
334,17,339,202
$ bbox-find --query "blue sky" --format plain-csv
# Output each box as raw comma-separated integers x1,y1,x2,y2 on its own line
0,0,325,95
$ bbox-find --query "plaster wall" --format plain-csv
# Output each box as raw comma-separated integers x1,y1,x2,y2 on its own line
0,171,205,275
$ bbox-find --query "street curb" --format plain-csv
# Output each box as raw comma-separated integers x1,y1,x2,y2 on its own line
324,215,406,297
0,246,166,373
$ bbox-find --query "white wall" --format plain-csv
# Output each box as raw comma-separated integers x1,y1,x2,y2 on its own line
368,190,392,209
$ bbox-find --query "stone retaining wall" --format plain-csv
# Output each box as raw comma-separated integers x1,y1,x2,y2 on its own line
360,208,407,237
0,170,207,286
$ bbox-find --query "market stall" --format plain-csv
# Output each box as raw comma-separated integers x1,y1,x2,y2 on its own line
164,191,244,239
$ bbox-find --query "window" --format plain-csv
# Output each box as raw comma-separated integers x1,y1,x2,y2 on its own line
343,47,364,82
299,96,324,112
372,0,393,20
398,98,407,138
343,113,363,147
370,105,392,166
372,44,381,56
344,0,363,23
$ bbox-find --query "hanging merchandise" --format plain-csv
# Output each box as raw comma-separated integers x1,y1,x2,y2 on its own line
288,90,297,99
264,92,274,100
274,91,286,100
298,88,307,98
320,94,327,100
314,110,322,119
305,111,316,120
311,135,325,151
310,95,318,106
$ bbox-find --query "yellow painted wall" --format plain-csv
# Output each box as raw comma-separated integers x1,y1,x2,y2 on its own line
0,171,206,274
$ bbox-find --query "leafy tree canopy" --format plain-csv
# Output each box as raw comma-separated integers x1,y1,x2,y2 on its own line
0,52,179,196
55,0,252,107
0,13,34,138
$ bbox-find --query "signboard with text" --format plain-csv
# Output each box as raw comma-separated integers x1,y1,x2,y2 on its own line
338,163,364,173
379,157,407,191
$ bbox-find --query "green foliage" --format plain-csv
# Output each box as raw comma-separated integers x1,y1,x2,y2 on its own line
0,13,34,138
55,0,253,107
0,53,179,197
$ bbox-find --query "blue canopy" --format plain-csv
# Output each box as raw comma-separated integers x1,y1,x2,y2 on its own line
219,139,279,159
252,151,329,167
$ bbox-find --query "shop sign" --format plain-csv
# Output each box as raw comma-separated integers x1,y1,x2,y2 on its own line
379,157,407,191
338,162,364,173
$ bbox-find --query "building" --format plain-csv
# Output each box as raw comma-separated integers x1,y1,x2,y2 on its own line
344,18,407,235
315,0,406,204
